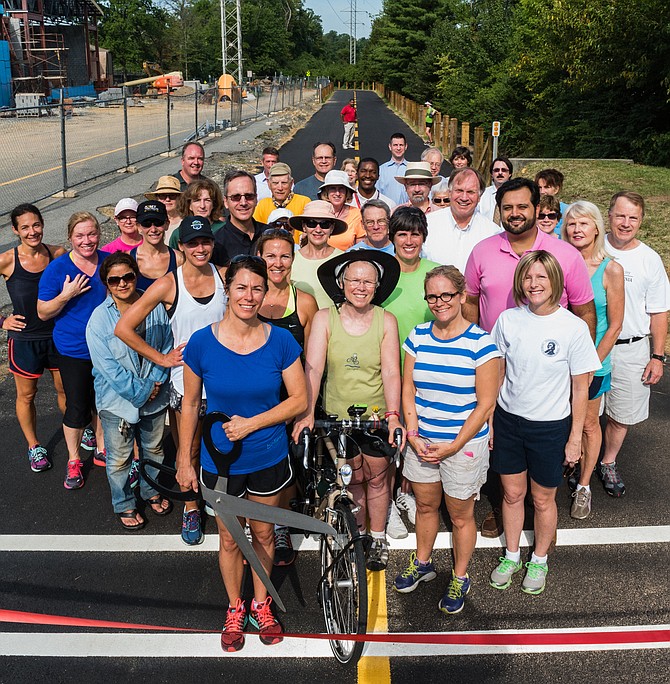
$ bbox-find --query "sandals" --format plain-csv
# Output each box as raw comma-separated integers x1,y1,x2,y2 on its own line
146,495,173,516
117,510,146,531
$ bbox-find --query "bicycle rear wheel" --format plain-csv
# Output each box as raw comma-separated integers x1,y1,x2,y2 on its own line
319,499,368,665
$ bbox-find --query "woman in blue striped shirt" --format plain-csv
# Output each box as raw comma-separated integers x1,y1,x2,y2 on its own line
394,264,501,615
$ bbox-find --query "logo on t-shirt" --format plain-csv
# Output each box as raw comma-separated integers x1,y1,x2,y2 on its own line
541,339,559,356
346,353,360,369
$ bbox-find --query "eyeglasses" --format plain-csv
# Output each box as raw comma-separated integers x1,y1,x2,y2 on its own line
262,227,293,238
226,193,257,203
343,277,377,289
303,219,334,230
492,167,509,174
432,198,450,205
268,220,291,229
107,271,137,286
364,219,389,228
117,216,136,223
140,219,165,228
424,291,460,304
230,254,265,265
538,212,559,220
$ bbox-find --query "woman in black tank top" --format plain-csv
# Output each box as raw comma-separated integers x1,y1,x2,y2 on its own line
0,204,66,469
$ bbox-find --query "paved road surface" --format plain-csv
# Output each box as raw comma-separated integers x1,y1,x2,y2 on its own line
0,89,668,682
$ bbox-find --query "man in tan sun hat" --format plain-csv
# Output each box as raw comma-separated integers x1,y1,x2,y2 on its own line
393,161,441,214
253,162,310,233
144,175,183,244
289,200,348,308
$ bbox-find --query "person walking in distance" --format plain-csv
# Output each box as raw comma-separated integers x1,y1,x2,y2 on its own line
341,97,357,150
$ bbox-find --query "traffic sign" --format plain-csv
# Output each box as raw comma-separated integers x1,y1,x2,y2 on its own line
492,121,501,137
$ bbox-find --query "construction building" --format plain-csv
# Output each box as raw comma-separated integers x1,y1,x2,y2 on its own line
0,0,106,107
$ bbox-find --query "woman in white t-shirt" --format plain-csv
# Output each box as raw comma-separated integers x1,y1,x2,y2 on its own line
489,250,600,596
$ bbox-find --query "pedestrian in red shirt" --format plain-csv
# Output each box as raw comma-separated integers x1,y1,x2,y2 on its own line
341,97,357,150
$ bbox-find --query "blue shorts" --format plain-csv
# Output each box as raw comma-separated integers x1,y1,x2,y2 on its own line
589,373,611,400
490,404,571,488
8,337,59,378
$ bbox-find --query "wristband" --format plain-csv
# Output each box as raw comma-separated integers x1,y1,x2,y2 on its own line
406,430,419,438
384,410,400,418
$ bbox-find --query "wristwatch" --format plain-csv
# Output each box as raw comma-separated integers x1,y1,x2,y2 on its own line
651,353,666,363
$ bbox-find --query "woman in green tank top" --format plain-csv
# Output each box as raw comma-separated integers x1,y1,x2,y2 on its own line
293,250,404,571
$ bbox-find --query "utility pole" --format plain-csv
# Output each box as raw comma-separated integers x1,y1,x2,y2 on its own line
349,0,357,65
220,0,243,81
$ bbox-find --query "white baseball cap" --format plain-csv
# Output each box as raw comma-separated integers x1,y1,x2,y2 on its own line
114,198,139,216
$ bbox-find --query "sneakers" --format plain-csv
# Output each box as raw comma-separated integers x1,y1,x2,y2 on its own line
490,556,523,590
599,461,625,497
396,490,417,525
438,572,471,614
93,449,107,467
480,508,503,538
63,459,84,490
570,488,592,519
521,561,548,595
128,458,140,489
80,427,96,451
386,500,408,539
181,507,203,546
393,551,437,593
28,445,51,472
273,526,296,566
366,537,389,571
221,598,247,652
249,596,283,645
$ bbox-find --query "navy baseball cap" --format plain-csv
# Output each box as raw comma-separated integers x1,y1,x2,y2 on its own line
178,215,214,243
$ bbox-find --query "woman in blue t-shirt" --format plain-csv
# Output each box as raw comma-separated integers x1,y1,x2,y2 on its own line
176,255,306,653
37,211,108,491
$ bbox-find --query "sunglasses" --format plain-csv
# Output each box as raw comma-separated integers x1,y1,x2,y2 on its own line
269,219,291,228
140,219,165,228
424,291,460,304
226,193,257,203
433,198,450,205
263,227,293,238
230,254,265,265
158,193,179,200
303,218,334,230
538,212,559,220
107,271,137,286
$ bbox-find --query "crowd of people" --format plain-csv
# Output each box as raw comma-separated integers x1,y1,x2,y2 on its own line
2,113,668,652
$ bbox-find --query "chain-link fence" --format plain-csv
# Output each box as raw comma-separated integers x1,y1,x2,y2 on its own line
0,79,312,215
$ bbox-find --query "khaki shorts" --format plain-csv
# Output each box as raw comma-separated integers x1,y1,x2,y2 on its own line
605,338,650,426
402,438,489,501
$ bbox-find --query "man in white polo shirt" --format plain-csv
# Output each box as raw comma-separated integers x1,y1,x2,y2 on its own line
423,168,501,273
253,146,279,201
602,191,670,497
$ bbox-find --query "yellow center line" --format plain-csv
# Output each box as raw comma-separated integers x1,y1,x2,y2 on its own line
0,126,192,188
357,569,391,684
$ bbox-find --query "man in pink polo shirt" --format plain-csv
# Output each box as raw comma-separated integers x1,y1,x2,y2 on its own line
464,177,595,335
463,176,595,539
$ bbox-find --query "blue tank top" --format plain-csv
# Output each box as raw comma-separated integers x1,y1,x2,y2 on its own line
591,258,610,377
130,246,178,292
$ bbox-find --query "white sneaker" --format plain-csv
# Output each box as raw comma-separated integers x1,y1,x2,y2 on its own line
386,500,408,539
396,490,417,525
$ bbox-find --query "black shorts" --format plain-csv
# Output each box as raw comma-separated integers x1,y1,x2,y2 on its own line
426,121,434,129
169,382,207,417
328,428,394,459
201,455,294,498
8,338,59,378
58,355,95,429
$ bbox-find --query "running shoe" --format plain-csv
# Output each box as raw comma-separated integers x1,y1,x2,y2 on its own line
438,572,471,614
93,449,107,467
599,461,626,497
80,427,96,451
570,488,592,520
249,596,283,645
386,500,408,539
366,537,389,571
521,561,548,595
396,489,417,525
273,526,296,566
63,459,84,490
181,508,203,546
28,445,51,472
221,598,247,652
128,458,140,489
393,551,437,593
490,556,522,590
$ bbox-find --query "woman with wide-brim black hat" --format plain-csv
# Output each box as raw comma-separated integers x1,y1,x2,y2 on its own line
292,249,405,572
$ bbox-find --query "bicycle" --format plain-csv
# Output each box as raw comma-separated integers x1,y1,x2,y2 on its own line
294,404,403,665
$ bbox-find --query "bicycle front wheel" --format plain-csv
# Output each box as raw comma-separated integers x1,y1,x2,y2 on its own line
319,499,368,665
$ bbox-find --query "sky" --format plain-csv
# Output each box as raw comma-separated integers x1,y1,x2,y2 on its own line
304,0,382,39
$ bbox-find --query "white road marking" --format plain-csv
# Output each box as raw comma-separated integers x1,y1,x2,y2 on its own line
0,624,667,658
0,526,668,552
